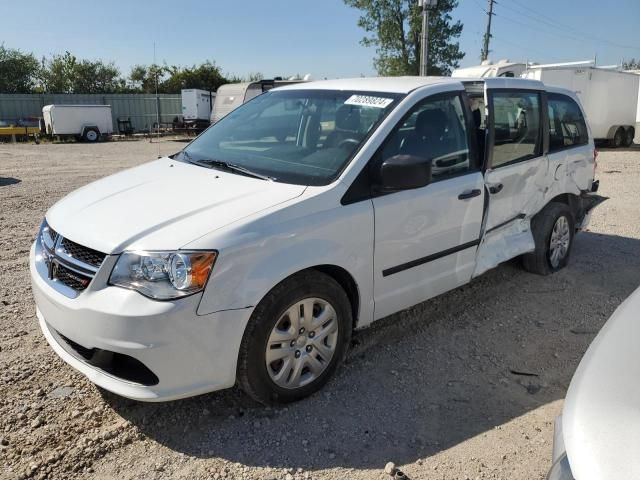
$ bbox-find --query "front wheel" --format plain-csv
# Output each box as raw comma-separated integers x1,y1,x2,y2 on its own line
522,202,575,275
237,271,352,405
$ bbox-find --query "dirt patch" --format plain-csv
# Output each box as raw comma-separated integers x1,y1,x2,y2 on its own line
1,141,639,480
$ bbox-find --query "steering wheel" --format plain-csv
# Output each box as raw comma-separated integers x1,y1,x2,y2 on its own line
337,138,360,149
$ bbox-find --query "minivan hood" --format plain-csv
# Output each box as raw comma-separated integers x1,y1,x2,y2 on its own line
562,286,640,480
46,158,306,253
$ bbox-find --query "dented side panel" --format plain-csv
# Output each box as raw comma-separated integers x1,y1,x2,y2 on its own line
473,141,597,277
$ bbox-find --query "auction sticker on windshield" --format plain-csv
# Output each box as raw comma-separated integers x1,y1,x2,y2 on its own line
344,95,394,108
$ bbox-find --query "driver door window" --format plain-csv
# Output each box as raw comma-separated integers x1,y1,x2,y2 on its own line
380,94,474,180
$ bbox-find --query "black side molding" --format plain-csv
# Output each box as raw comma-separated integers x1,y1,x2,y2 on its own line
382,239,480,277
485,213,527,235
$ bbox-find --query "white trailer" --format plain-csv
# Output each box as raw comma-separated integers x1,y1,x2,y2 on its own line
452,59,527,79
523,63,639,147
626,69,640,143
181,89,215,130
42,105,113,142
211,79,307,124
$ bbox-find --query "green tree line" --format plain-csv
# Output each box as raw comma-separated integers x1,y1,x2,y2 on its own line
0,45,237,94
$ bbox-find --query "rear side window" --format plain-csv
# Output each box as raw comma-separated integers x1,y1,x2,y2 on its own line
490,91,541,168
547,93,589,151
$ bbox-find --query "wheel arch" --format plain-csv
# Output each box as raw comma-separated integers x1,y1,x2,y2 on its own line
547,192,580,210
245,264,361,333
310,264,360,330
546,192,590,226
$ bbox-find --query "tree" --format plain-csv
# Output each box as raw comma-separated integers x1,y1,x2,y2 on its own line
128,63,167,93
41,52,124,93
128,61,229,93
168,61,228,92
0,45,41,93
247,72,264,81
344,0,465,76
622,58,640,70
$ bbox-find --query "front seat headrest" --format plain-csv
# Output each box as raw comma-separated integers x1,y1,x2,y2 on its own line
335,105,361,131
415,108,448,136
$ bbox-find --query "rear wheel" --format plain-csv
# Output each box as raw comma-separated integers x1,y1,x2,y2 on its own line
237,271,352,405
83,128,99,143
623,127,635,148
522,202,575,275
610,127,625,148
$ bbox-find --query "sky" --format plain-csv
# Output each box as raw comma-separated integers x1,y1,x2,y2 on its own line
2,0,640,80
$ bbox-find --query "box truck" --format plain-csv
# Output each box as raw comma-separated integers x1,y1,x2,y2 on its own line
523,63,639,147
181,89,215,131
42,105,113,142
211,78,308,124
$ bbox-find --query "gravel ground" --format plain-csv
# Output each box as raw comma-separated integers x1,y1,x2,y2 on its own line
1,140,639,480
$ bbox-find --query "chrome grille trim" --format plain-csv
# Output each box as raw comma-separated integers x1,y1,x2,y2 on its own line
36,221,108,298
55,241,101,274
59,237,106,270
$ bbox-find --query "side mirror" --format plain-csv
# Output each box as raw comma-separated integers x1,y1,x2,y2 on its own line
379,154,432,192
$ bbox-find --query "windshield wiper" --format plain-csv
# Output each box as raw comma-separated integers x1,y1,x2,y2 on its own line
181,151,273,181
197,159,274,181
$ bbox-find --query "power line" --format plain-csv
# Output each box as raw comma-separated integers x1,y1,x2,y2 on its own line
471,0,640,54
494,13,591,44
471,0,589,57
501,0,640,51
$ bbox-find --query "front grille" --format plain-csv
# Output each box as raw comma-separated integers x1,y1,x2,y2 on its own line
55,263,92,291
60,238,106,268
39,221,108,297
47,227,58,244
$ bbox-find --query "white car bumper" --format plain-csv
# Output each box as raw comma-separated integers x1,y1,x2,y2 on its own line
30,242,253,402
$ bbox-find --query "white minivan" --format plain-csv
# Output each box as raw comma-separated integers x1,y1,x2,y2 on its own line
30,77,604,404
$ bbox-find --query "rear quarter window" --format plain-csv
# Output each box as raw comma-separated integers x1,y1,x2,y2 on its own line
547,93,589,152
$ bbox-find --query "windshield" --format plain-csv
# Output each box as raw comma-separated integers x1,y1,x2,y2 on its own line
178,89,403,185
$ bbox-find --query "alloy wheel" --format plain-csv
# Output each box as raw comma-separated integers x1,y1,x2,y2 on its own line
549,215,570,268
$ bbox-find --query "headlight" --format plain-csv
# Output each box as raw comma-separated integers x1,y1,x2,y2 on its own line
109,251,217,300
547,454,574,480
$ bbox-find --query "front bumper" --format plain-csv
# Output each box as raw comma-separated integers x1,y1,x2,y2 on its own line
30,241,253,401
547,416,575,480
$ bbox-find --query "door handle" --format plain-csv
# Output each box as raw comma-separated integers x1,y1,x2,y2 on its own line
488,183,503,194
458,189,482,200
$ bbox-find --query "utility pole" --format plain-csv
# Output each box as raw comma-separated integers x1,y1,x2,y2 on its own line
481,0,495,62
419,0,438,76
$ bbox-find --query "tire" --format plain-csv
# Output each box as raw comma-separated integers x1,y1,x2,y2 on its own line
610,127,625,148
522,202,575,276
624,128,635,148
237,270,352,405
83,128,100,143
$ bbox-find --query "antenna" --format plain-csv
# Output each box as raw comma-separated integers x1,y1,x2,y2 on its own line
154,42,161,158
